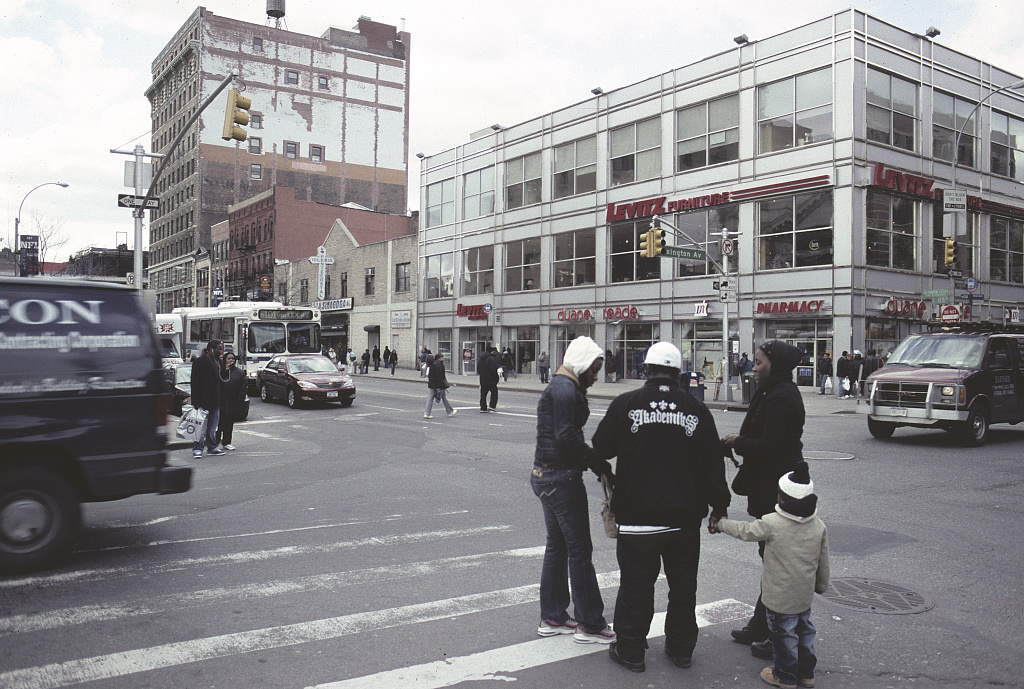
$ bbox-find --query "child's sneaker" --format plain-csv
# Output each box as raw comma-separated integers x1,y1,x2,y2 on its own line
574,624,616,644
760,666,797,689
537,618,577,637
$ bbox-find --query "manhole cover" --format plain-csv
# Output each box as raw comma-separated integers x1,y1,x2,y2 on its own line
819,578,933,614
803,450,855,461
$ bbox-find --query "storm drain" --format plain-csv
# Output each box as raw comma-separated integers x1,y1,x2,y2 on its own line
819,578,933,614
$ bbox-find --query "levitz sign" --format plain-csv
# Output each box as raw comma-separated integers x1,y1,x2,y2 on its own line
606,193,731,222
755,300,826,315
456,303,492,321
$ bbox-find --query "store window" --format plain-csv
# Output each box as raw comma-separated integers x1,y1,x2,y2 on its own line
425,178,455,228
462,246,494,296
758,67,833,153
611,117,661,185
758,190,833,270
395,262,411,292
676,94,739,172
505,153,542,209
933,92,976,166
866,190,916,270
991,111,1024,180
675,205,739,277
679,320,730,377
554,324,594,374
506,327,539,376
424,253,455,299
553,229,596,287
504,238,541,291
609,322,660,381
866,68,917,151
610,222,660,282
553,136,597,198
932,213,976,274
990,216,1024,283
463,166,495,219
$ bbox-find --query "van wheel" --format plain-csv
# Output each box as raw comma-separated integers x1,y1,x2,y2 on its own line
287,388,299,409
867,417,896,439
260,384,271,403
0,467,81,574
957,402,990,447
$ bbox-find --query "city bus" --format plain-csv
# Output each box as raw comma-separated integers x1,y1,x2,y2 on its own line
153,313,184,365
171,302,322,391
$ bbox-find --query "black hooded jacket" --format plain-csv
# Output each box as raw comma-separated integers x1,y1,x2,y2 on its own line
733,340,805,518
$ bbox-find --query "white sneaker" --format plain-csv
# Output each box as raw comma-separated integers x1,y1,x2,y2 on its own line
447,409,458,417
224,444,236,451
423,414,433,419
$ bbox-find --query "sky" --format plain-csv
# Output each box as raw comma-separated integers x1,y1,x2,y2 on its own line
2,0,1023,260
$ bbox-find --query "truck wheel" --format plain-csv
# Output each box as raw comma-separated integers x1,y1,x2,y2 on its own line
0,467,81,574
867,417,896,439
957,402,990,447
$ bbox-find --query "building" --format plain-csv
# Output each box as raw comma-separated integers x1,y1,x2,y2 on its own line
64,245,148,280
416,9,1024,385
146,6,411,312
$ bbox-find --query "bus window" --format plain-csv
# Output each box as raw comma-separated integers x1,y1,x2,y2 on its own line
288,323,320,353
248,323,287,354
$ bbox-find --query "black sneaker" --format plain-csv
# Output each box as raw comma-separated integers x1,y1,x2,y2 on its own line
207,447,226,456
751,639,773,660
608,642,645,673
731,624,768,644
666,650,692,668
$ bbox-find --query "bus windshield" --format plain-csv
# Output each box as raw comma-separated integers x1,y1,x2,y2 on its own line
247,322,321,355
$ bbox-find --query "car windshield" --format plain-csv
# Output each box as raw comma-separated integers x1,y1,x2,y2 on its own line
288,357,338,374
887,334,986,368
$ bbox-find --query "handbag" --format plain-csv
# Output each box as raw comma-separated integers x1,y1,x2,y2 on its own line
175,405,209,442
599,474,618,539
725,446,750,496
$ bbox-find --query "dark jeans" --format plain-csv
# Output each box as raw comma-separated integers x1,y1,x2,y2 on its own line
216,412,238,445
480,384,498,410
613,528,700,661
766,608,817,684
530,465,607,633
539,367,550,383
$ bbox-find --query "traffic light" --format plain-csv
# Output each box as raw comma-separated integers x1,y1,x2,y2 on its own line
639,230,651,258
222,89,252,142
649,227,664,257
944,237,956,268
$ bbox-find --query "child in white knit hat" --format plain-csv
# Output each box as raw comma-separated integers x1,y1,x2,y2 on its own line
711,462,830,689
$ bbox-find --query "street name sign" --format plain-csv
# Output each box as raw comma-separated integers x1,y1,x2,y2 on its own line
662,245,706,260
117,194,159,209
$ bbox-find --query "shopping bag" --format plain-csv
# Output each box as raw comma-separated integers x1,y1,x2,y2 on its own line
824,377,833,393
176,405,209,442
842,377,851,393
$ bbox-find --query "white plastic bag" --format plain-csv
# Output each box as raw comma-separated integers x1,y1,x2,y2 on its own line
841,377,851,393
824,377,833,393
176,405,209,442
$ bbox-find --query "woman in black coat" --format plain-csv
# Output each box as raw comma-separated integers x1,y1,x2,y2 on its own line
721,340,805,647
216,352,247,451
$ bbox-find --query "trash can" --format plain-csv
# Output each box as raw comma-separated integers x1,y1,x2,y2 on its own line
687,371,706,401
741,371,757,404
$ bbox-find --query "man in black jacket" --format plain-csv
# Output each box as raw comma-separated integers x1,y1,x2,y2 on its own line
593,342,730,673
478,348,500,412
190,339,226,459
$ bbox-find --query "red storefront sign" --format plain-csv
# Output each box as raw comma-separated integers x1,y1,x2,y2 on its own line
556,308,594,321
456,303,490,321
755,300,826,315
884,296,928,318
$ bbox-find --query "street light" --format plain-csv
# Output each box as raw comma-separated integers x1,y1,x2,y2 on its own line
15,181,69,277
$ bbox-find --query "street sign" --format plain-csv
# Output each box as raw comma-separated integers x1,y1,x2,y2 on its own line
948,269,963,278
117,194,159,209
943,189,967,212
721,238,735,255
922,289,949,297
940,304,960,322
662,245,706,260
965,277,979,293
719,289,736,303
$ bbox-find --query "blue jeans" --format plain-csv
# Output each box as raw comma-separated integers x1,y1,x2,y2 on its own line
530,465,607,633
766,608,817,685
192,406,220,454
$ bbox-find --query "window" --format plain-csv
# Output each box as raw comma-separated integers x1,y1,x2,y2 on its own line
300,278,309,304
284,141,298,159
933,212,976,274
365,267,375,296
611,118,661,185
504,238,541,291
248,137,262,154
250,163,262,180
757,191,833,270
424,253,454,299
933,92,976,165
674,206,740,277
250,113,262,129
253,37,263,52
324,273,331,299
552,229,596,287
553,137,597,198
339,271,348,298
285,69,299,85
866,190,916,270
990,216,1024,283
425,178,455,228
609,222,660,282
462,247,494,295
866,68,917,151
758,67,833,153
676,95,739,172
991,111,1024,179
310,145,324,163
395,262,411,292
463,167,495,219
277,281,286,303
318,75,330,90
505,153,541,209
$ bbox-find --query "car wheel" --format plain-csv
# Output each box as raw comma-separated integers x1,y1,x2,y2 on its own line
260,384,270,403
0,467,81,574
867,417,896,439
956,402,990,447
287,388,299,409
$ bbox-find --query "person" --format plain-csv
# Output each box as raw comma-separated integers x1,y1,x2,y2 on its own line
592,342,731,673
721,340,805,653
737,352,754,377
388,347,398,375
424,353,457,419
537,350,550,384
530,336,615,645
478,347,500,412
216,351,246,451
500,347,514,382
361,349,371,374
382,346,391,372
419,346,431,377
327,346,337,363
711,462,830,689
835,350,851,399
860,349,881,397
850,350,864,398
816,351,833,395
347,348,356,371
372,345,381,371
190,339,226,459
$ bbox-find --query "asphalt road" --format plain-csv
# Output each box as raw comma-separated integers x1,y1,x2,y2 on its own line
2,372,1022,689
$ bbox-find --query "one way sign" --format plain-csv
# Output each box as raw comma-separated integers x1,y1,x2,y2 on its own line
117,194,159,209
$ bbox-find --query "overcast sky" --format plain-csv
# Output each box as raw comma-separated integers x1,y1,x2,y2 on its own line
3,0,1022,259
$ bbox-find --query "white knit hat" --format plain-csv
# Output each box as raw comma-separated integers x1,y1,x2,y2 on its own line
778,463,814,499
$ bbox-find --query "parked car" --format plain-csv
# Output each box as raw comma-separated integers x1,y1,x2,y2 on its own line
258,354,355,408
860,324,1024,446
164,363,249,421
